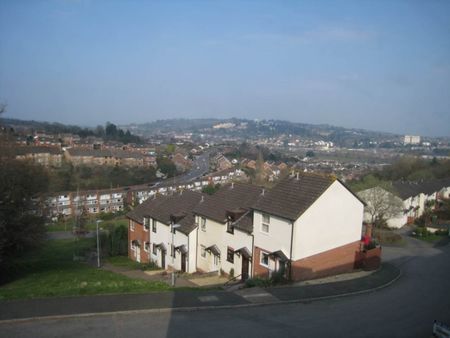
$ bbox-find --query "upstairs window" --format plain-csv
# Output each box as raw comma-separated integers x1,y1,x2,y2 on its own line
143,218,150,231
152,219,157,233
226,220,234,234
130,221,135,232
261,213,270,234
201,217,206,232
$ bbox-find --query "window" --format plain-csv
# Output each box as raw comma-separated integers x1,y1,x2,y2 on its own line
152,243,157,255
131,240,136,251
261,213,270,234
201,217,206,232
143,218,149,231
226,221,234,234
260,251,269,267
130,221,135,232
201,245,206,258
227,247,234,263
144,242,150,252
152,219,157,233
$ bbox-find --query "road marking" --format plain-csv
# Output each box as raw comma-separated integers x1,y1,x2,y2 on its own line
198,295,219,302
242,293,273,298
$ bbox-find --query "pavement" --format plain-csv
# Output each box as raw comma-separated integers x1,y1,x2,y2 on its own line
0,262,400,322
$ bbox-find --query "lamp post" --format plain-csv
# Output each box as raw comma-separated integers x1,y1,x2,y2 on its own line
96,220,102,268
171,223,181,286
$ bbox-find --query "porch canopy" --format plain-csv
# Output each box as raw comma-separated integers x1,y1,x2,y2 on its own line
234,247,252,259
175,245,188,254
206,244,221,257
131,239,141,247
269,250,290,262
155,243,166,251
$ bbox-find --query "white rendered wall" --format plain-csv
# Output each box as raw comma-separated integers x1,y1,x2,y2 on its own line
293,180,364,260
253,211,292,257
196,216,253,276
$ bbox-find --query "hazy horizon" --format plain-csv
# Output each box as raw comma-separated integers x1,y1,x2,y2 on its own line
1,1,449,137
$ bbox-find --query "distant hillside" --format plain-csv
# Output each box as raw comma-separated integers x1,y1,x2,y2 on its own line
120,118,401,147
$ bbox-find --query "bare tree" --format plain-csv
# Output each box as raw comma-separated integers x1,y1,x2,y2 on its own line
358,186,403,226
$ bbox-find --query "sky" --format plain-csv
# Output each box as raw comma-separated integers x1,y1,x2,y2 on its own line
0,0,450,137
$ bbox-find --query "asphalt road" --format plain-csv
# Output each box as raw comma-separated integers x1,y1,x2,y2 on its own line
171,150,211,185
1,235,449,337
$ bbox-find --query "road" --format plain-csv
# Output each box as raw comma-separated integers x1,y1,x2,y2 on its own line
1,234,449,337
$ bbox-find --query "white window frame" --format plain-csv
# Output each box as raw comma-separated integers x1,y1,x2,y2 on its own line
131,240,136,251
201,217,206,232
261,213,270,234
143,218,149,231
130,221,135,232
152,218,157,233
144,241,150,252
260,251,269,268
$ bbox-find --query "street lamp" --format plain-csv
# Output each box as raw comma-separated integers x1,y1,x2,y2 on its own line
171,223,181,286
96,220,102,268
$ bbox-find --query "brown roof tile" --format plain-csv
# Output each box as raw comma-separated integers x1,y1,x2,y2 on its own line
126,190,204,235
253,173,335,221
193,183,263,223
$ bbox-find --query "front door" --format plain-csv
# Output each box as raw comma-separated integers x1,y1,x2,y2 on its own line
241,256,249,281
136,246,141,263
181,253,186,273
161,250,166,269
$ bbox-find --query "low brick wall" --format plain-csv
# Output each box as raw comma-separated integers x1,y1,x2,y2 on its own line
356,247,382,271
290,241,362,281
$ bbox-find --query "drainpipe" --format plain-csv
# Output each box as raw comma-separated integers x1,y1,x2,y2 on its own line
289,221,294,281
187,232,190,273
251,232,255,278
195,221,199,272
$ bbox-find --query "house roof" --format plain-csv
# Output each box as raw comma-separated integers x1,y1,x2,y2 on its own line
193,183,263,223
393,178,450,200
126,190,204,235
253,173,336,221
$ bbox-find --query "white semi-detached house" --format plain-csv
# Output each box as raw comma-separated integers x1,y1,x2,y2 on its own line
192,183,263,280
251,173,365,281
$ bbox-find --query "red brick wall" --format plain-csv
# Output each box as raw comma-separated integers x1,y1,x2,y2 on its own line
128,219,151,263
291,240,361,281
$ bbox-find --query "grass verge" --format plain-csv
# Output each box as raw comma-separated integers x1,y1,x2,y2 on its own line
0,238,170,300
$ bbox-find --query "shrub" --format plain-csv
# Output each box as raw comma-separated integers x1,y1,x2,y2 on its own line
245,277,272,288
413,226,429,237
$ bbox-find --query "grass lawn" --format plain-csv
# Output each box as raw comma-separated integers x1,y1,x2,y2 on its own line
373,228,406,246
415,233,448,243
0,238,170,300
107,256,161,271
46,217,128,232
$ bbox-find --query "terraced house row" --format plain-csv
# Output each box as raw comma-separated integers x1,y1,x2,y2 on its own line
127,172,368,282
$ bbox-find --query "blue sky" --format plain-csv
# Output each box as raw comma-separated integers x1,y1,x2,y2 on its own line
1,0,449,136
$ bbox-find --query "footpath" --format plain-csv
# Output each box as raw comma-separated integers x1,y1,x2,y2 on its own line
0,263,400,322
